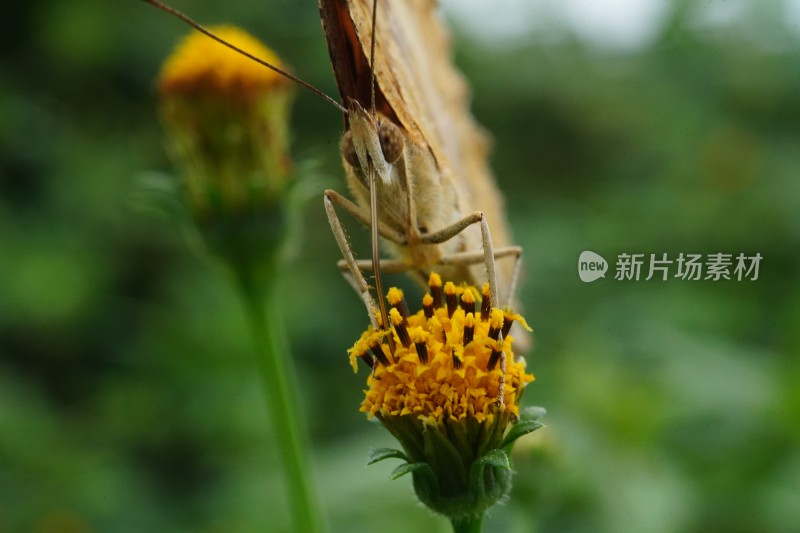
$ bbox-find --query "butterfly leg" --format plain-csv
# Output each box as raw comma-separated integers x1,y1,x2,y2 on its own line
324,190,406,244
324,189,407,326
336,258,411,274
421,212,500,307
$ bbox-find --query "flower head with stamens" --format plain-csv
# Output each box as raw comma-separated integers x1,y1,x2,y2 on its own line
348,273,544,522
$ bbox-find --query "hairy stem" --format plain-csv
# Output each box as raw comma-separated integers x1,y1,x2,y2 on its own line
451,513,485,533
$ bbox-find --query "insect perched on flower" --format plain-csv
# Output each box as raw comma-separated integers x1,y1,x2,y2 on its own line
318,0,525,339
349,273,543,525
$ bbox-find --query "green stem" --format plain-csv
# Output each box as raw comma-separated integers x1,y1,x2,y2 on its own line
451,513,485,533
238,268,323,533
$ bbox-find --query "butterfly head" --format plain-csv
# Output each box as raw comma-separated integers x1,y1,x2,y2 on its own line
340,99,404,185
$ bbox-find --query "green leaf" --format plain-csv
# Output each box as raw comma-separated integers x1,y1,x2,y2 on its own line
367,448,408,465
130,171,183,219
501,406,546,449
391,461,432,480
475,449,511,470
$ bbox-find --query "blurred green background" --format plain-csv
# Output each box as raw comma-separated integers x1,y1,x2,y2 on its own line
2,0,799,531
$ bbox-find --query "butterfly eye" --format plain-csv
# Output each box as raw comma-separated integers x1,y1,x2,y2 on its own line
378,120,404,164
341,130,360,168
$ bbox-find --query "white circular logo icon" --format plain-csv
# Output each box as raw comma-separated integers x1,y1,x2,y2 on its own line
578,251,608,282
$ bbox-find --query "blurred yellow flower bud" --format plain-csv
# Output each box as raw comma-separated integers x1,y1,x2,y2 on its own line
158,26,293,212
156,26,295,276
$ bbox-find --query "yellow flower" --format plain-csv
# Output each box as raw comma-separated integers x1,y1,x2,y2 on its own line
349,273,542,521
350,273,533,425
155,26,295,274
159,26,288,100
157,26,293,217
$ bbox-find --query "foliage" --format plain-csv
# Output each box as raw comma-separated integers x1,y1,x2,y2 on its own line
1,0,798,531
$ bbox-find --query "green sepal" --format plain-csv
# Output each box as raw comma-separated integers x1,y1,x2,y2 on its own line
407,424,513,519
474,449,511,470
367,448,409,465
375,411,541,521
423,422,469,489
467,449,512,511
392,461,434,481
501,406,546,450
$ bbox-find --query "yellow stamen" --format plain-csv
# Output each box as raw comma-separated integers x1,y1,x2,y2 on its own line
352,273,534,425
444,282,458,318
429,272,443,308
481,282,492,317
387,287,404,306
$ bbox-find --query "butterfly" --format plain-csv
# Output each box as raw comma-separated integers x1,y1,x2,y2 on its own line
318,0,523,332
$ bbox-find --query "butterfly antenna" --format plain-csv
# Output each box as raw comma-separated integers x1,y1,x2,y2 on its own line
142,0,347,115
365,0,391,349
367,1,387,331
369,160,390,342
368,0,378,115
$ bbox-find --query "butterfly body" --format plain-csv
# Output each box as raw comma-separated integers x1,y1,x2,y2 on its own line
341,100,467,282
